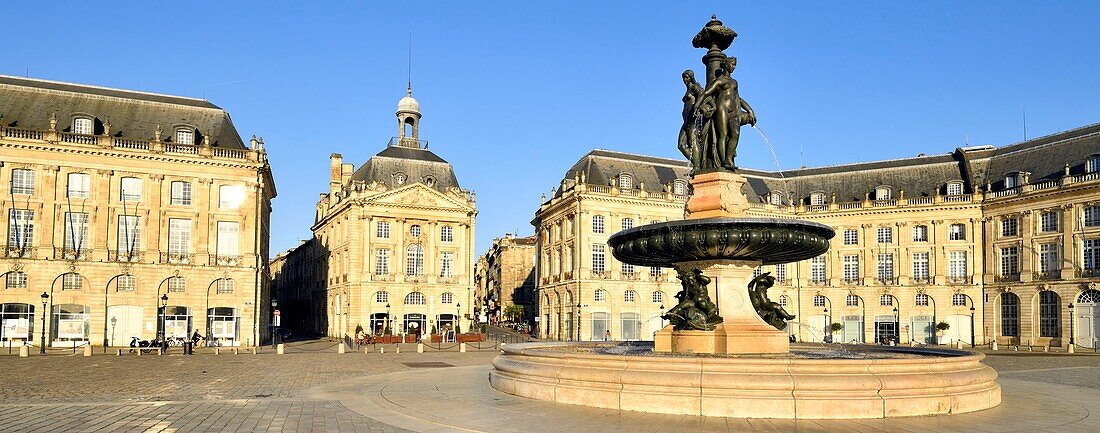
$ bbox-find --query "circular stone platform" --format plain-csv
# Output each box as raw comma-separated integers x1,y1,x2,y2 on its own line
489,342,1001,419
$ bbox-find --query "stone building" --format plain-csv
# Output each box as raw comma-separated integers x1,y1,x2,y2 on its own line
534,124,1100,347
478,234,536,326
0,76,275,348
271,86,477,341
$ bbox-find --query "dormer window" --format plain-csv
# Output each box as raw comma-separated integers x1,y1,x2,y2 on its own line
1087,155,1100,173
1005,174,1018,188
769,192,782,205
394,173,407,185
672,180,686,195
175,128,194,145
810,192,826,206
875,186,892,200
73,117,93,135
946,181,964,196
617,173,633,189
423,176,435,187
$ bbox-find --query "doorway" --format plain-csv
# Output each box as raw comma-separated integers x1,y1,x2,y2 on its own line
107,305,142,346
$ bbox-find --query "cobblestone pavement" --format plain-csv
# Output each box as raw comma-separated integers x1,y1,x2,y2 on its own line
0,339,499,432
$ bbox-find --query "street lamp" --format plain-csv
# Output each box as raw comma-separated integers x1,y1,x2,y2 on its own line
1069,303,1075,346
659,304,665,328
575,302,583,341
456,303,461,334
271,298,279,348
39,292,48,354
969,305,976,348
160,294,169,349
110,316,117,347
385,303,392,335
892,306,899,345
823,307,830,343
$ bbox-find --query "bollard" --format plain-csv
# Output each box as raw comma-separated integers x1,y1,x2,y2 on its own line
276,343,285,354
19,345,28,358
991,341,999,351
1068,344,1076,354
215,347,220,355
954,341,963,349
117,349,123,356
137,347,142,356
460,342,467,353
380,347,385,354
1028,345,1033,352
396,346,400,354
338,343,346,354
84,345,92,357
364,347,370,354
157,348,163,355
252,347,257,355
1012,345,1018,351
1044,345,1049,352
417,343,424,353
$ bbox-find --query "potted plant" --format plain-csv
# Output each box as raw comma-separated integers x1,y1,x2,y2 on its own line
935,321,950,345
828,322,843,343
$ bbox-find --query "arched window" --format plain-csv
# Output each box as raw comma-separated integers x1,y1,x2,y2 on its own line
651,291,664,303
947,181,964,196
915,293,929,307
375,291,389,303
672,180,686,195
952,293,967,306
406,244,424,275
393,173,407,185
1001,292,1020,337
1079,290,1100,303
846,295,859,307
594,289,608,302
812,295,825,307
592,215,605,234
617,173,633,189
624,290,637,302
216,278,235,294
175,128,194,145
61,273,83,291
73,117,93,135
880,294,893,306
405,292,426,305
769,192,782,205
423,176,436,187
779,295,790,307
5,272,27,290
810,192,827,206
410,225,422,237
441,292,454,304
1039,291,1060,337
875,186,892,200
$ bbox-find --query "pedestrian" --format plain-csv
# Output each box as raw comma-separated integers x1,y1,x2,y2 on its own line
604,330,611,341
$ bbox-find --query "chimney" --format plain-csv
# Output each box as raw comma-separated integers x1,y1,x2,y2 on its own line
330,153,343,195
341,163,354,185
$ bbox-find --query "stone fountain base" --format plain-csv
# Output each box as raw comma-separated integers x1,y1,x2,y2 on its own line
489,342,1002,419
654,322,789,355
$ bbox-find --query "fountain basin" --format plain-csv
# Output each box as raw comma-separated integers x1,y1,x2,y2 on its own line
608,217,834,267
489,342,1001,419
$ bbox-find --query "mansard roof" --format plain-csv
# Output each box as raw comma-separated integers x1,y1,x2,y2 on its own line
347,143,460,193
0,75,247,149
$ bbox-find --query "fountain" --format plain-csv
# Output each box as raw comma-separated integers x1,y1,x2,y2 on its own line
490,15,1000,419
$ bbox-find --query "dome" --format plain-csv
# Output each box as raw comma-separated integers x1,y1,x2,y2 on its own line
397,84,420,114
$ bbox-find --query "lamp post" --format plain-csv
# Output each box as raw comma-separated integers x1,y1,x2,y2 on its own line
659,304,665,329
823,307,830,343
892,306,899,344
456,303,461,334
1069,303,1075,347
962,293,976,347
159,294,168,349
39,292,48,354
575,302,583,341
271,298,279,348
110,316,117,348
385,303,392,335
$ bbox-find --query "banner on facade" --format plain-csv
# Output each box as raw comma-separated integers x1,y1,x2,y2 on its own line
212,320,236,338
2,318,29,339
57,319,85,339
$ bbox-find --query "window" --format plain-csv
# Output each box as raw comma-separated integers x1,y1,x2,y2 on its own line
1039,243,1059,274
377,221,391,239
1005,175,1018,189
810,255,826,284
440,252,454,277
952,293,967,306
1085,239,1100,270
649,266,662,278
912,225,928,242
11,169,35,195
879,294,893,306
374,249,390,275
915,293,929,307
813,295,826,307
843,229,858,245
948,223,966,241
73,118,92,135
375,291,389,303
1000,246,1020,276
769,193,782,205
1088,155,1100,173
62,273,82,291
624,290,636,302
877,254,894,281
410,225,422,238
810,192,826,206
617,173,632,189
594,289,607,302
405,292,426,305
219,185,244,209
672,180,686,195
394,173,407,185
117,275,135,292
63,212,89,253
1085,206,1100,227
621,312,640,340
440,226,454,242
7,209,34,249
652,291,663,303
843,255,859,282
912,252,929,281
779,295,789,307
1001,218,1019,237
167,277,186,293
621,262,634,275
1001,293,1019,337
590,312,610,341
1039,291,1060,337
591,244,606,274
846,295,859,307
170,181,192,206
621,218,634,230
441,292,453,304
117,215,141,255
592,215,605,234
168,218,192,256
120,177,142,202
876,227,893,244
423,176,436,187
6,272,27,289
216,279,235,294
947,182,964,196
949,251,968,279
1040,211,1058,232
775,263,787,282
66,173,90,198
875,186,891,200
217,222,239,258
176,129,194,145
753,267,763,278
406,244,424,275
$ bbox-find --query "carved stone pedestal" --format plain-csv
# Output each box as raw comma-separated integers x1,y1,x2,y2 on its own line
685,171,750,219
655,259,789,355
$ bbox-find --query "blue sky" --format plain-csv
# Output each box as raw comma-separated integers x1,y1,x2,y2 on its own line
5,2,1100,255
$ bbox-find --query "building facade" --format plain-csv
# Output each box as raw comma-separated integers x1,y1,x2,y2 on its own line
0,76,275,348
535,124,1100,347
478,234,536,326
271,87,477,341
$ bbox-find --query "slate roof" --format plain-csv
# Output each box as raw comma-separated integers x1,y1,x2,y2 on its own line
557,122,1100,204
0,75,247,149
347,144,461,193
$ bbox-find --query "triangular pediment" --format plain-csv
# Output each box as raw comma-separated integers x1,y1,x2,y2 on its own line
366,183,472,211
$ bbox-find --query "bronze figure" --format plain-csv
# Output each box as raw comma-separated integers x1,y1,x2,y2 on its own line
747,272,795,330
663,268,723,331
677,70,704,168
